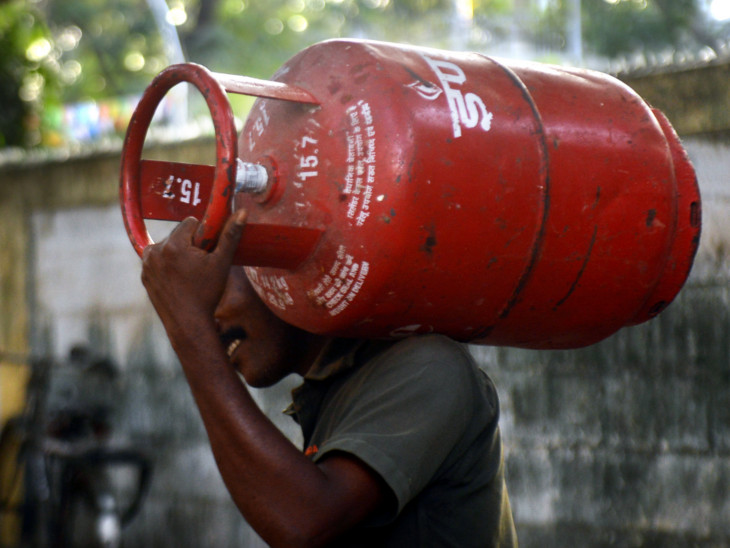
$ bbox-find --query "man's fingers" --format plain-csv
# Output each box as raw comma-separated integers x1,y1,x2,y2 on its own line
214,209,248,262
173,216,200,239
153,212,244,262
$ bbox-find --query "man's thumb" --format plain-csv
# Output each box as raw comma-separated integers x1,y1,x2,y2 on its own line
215,209,248,261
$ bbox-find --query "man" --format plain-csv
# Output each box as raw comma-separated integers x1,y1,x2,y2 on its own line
141,210,517,547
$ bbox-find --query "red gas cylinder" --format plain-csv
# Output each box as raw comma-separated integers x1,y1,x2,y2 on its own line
120,39,701,349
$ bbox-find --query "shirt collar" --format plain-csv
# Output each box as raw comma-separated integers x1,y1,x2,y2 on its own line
302,338,367,381
283,338,365,419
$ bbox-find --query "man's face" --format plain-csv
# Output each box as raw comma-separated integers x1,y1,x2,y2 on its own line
214,267,321,387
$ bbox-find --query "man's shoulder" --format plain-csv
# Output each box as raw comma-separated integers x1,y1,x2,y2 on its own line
359,334,483,387
382,333,469,357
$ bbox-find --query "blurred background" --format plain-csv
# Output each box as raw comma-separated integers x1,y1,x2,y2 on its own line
0,0,729,546
3,0,730,150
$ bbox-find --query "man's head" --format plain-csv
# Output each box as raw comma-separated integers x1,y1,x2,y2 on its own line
215,267,326,387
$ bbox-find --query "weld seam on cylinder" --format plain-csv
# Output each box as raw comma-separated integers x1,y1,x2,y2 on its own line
484,55,552,321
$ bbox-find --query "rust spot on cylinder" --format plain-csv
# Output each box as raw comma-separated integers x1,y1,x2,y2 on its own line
647,300,668,316
592,186,601,209
690,201,700,228
420,224,437,255
646,209,657,227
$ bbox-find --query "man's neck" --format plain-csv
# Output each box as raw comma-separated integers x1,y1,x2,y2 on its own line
296,334,333,377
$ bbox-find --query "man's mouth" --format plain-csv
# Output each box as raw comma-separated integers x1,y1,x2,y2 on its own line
220,327,247,359
227,339,242,358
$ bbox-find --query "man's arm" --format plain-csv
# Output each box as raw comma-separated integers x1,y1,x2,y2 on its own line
140,213,389,548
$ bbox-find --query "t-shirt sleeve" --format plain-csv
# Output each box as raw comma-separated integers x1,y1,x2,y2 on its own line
310,335,489,519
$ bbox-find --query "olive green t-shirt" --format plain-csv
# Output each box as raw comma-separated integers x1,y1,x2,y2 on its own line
288,334,517,547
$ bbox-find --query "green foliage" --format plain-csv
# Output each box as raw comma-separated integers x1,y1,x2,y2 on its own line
536,0,712,59
0,1,61,147
177,0,460,78
0,0,723,149
473,0,511,12
582,0,700,57
46,0,166,101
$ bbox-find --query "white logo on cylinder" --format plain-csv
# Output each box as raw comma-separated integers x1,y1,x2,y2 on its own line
419,55,493,138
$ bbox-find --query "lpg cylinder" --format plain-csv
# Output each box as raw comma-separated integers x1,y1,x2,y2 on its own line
120,39,701,349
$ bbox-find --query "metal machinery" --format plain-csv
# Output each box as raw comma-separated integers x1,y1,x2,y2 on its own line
121,39,701,349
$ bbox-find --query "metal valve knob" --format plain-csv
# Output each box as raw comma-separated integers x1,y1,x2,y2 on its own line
235,159,268,194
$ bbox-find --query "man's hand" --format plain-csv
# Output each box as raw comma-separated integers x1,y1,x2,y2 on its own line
140,209,247,335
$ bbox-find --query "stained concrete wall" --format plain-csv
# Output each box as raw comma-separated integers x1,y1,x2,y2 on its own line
0,60,728,547
620,62,730,138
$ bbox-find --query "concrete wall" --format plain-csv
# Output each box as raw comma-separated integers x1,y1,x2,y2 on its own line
620,62,730,138
0,60,728,546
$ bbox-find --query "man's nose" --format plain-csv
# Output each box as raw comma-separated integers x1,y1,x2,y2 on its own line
214,268,257,324
214,275,241,323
